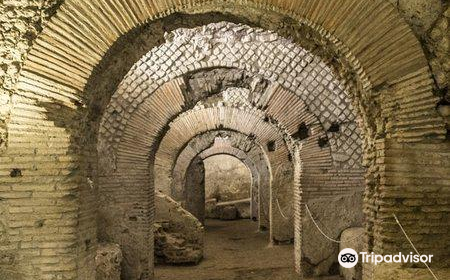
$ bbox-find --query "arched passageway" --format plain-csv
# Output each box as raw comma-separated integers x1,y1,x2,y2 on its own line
1,1,449,280
96,22,366,277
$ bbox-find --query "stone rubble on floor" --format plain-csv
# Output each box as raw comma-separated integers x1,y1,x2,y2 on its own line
154,223,203,264
154,192,204,264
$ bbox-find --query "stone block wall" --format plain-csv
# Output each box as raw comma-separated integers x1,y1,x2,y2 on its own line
301,192,364,277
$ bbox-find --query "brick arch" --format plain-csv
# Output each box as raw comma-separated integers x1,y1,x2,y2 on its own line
4,0,448,279
200,145,262,219
183,143,262,222
148,98,365,274
100,22,360,158
99,93,297,277
150,104,303,256
152,106,296,232
170,130,271,228
153,105,293,194
19,0,444,147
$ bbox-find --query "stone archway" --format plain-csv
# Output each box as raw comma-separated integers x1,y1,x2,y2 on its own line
170,130,270,223
1,1,448,279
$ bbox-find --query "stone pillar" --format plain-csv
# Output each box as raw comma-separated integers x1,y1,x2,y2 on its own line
185,157,206,223
367,139,450,268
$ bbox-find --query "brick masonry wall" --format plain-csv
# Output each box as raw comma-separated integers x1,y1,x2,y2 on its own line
171,131,268,224
1,1,448,279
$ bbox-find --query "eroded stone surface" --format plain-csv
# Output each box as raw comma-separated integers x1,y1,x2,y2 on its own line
205,155,251,202
340,228,365,280
155,193,204,264
154,224,203,264
398,0,443,35
95,243,122,280
301,192,364,277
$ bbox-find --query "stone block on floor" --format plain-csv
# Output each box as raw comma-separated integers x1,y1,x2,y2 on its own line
155,192,204,264
340,227,364,280
220,205,239,220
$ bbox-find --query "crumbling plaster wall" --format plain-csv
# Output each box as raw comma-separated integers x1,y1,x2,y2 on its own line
0,0,63,150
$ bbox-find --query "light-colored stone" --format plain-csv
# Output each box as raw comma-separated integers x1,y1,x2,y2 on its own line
205,154,251,202
155,193,204,264
154,224,203,264
301,192,364,277
340,227,365,280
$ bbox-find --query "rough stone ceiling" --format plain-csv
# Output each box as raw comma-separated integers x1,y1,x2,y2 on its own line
99,23,364,184
101,22,358,147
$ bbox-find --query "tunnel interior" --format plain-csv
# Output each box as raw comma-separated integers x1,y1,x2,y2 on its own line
1,1,449,280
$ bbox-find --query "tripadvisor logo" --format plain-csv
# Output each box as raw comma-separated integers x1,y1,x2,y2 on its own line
339,248,358,268
338,248,433,268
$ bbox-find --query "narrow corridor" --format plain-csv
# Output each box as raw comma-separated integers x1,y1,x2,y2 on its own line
155,219,341,280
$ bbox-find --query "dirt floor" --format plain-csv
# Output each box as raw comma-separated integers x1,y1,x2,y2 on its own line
155,219,341,280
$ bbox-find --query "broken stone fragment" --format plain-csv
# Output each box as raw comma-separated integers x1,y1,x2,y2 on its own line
154,223,203,264
95,243,122,280
154,193,204,264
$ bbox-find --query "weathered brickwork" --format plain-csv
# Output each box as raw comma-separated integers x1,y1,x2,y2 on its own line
0,1,448,280
147,82,364,270
152,105,295,241
101,23,361,166
171,130,269,225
